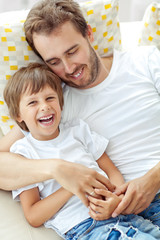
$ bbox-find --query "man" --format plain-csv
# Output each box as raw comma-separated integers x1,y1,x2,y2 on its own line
1,0,160,224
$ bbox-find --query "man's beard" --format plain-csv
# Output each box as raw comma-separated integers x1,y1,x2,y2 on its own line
62,44,100,89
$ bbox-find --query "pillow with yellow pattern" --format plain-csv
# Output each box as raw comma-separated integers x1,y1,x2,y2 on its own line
0,0,121,135
0,10,41,135
138,2,160,49
81,0,121,56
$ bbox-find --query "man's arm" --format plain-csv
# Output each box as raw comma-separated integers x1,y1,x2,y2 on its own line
0,127,115,206
0,125,48,190
0,152,115,207
112,162,160,217
0,125,24,152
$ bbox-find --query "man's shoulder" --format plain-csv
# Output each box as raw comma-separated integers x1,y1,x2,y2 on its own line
116,46,157,59
110,46,157,67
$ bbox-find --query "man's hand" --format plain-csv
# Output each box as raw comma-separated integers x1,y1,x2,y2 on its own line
112,173,159,217
54,160,115,207
88,189,122,220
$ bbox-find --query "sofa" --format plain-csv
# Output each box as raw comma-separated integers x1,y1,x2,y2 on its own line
0,1,159,239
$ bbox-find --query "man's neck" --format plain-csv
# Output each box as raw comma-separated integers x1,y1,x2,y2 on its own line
101,55,113,74
91,55,113,87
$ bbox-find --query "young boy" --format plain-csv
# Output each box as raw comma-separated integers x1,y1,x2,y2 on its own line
4,63,160,239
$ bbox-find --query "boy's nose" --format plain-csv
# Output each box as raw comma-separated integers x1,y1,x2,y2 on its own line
41,103,50,111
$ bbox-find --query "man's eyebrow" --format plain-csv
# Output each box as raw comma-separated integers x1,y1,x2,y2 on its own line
45,44,78,63
64,44,78,54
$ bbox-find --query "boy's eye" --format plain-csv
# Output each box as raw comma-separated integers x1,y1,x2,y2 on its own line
46,96,55,101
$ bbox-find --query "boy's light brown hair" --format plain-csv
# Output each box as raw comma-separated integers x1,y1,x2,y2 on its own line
24,0,88,58
4,62,64,131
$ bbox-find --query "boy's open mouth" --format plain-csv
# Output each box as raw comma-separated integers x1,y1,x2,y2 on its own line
38,114,54,125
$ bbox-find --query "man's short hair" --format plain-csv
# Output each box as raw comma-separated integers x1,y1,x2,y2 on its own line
24,0,88,58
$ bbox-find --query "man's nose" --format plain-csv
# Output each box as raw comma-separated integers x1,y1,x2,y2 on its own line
63,59,75,74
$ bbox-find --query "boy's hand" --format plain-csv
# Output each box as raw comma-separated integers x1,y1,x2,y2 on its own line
88,189,122,220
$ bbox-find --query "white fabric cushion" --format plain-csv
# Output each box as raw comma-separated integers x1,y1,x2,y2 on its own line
0,190,62,240
120,21,142,50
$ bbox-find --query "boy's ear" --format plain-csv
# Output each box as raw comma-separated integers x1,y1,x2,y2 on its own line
87,24,94,43
16,115,23,123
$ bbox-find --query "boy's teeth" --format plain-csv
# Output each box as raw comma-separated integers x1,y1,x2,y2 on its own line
40,115,52,120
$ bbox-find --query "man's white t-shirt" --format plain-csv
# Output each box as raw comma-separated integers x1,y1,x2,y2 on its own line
11,119,108,236
62,46,160,183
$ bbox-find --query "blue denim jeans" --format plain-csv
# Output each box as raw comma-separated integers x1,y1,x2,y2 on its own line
65,215,160,240
139,192,160,227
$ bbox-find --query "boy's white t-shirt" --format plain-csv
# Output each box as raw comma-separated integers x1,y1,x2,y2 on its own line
11,119,108,237
62,46,160,183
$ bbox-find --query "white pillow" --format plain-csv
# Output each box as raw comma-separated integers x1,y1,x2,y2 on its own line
0,0,121,135
138,2,160,49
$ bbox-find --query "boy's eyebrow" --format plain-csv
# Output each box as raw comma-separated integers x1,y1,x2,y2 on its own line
45,44,78,63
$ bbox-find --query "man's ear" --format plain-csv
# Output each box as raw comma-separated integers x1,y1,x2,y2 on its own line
87,24,94,43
